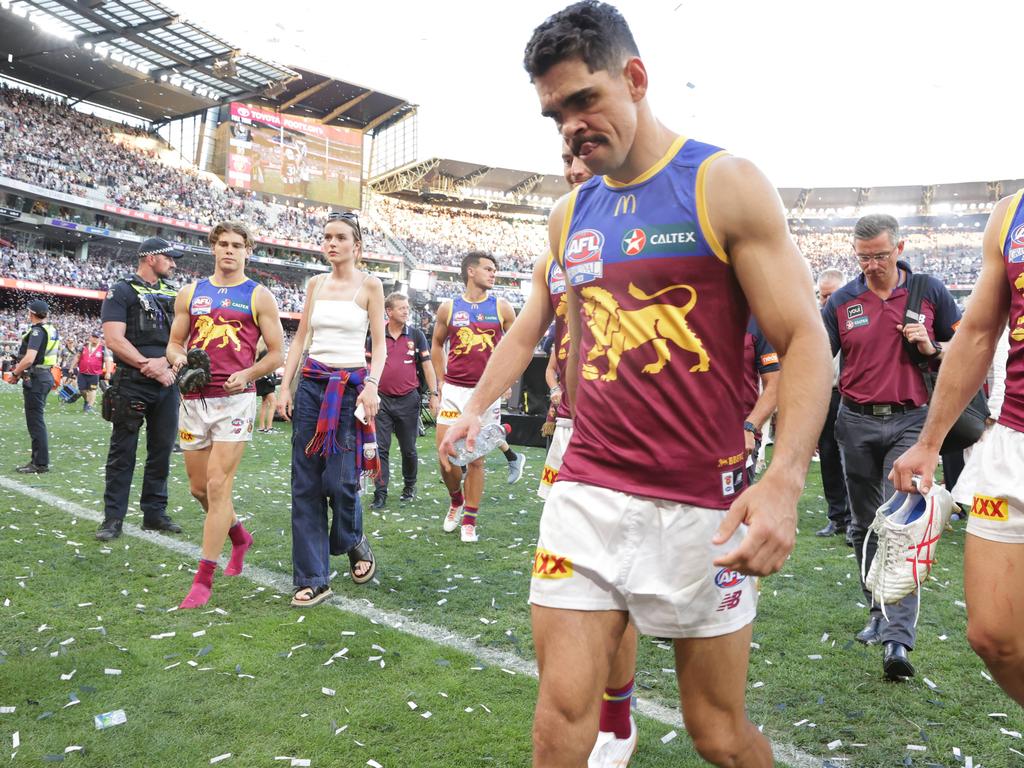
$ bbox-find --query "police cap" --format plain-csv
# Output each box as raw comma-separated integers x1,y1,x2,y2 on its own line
27,299,49,317
138,237,185,259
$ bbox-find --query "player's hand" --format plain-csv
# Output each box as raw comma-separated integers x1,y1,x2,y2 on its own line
438,413,481,472
890,442,940,493
277,389,292,421
223,371,249,395
356,383,379,421
896,322,936,357
743,429,755,459
713,476,798,576
428,393,439,419
156,369,175,388
549,389,563,408
140,356,169,379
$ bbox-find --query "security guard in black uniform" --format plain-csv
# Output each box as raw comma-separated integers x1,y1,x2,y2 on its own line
11,299,58,473
96,238,184,541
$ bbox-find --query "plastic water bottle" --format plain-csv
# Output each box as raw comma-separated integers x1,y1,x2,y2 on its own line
450,423,510,466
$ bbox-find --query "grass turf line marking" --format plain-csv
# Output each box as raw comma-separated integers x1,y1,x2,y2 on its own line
0,474,819,768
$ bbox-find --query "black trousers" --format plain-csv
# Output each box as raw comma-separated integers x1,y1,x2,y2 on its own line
818,388,851,527
22,369,53,467
102,371,179,523
374,390,421,493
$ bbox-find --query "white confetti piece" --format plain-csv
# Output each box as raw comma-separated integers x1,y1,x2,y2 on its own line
907,744,927,751
322,688,336,697
407,702,417,710
65,746,83,754
982,671,994,682
59,638,75,646
291,760,310,767
297,615,305,623
421,711,432,719
751,681,764,689
827,740,842,751
661,730,678,744
60,669,76,681
210,754,232,764
793,719,809,727
953,748,962,758
938,634,948,641
193,630,206,638
820,633,829,643
104,669,121,676
150,632,176,640
966,756,974,768
367,761,383,768
807,655,822,660
94,710,127,729
989,713,1008,718
923,677,938,690
12,732,18,749
1001,728,1022,739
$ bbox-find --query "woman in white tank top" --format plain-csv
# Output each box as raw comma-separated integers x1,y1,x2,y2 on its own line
278,212,386,606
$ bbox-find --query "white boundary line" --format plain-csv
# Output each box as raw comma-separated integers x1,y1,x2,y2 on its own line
1,475,820,768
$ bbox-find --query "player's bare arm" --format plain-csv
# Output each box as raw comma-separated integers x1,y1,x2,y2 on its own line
707,156,832,575
545,351,562,408
430,299,452,391
166,283,196,370
891,194,1014,492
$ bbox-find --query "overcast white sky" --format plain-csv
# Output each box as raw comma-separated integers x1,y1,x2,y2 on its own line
170,0,1023,188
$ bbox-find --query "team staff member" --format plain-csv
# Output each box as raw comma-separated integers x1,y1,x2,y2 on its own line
370,292,438,509
95,238,183,541
823,213,960,680
167,221,284,609
815,269,853,540
432,251,523,543
10,299,58,473
892,188,1024,707
742,318,780,484
72,331,109,414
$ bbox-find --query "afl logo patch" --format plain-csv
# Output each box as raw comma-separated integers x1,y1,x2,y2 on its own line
714,568,746,589
622,228,646,256
1012,223,1024,246
452,310,470,327
565,229,605,286
192,295,212,315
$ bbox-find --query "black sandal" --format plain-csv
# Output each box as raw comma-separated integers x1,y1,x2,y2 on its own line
290,584,333,607
348,535,377,585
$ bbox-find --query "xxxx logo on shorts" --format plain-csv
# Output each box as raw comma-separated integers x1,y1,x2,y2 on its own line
970,494,1009,522
439,409,459,420
541,465,559,486
532,548,573,579
179,429,195,442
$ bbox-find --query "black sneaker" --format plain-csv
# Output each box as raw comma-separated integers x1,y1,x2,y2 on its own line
15,463,48,474
400,487,416,502
95,518,123,541
371,490,387,510
142,516,182,534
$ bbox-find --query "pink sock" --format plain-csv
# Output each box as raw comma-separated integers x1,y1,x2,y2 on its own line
224,523,253,576
180,559,217,609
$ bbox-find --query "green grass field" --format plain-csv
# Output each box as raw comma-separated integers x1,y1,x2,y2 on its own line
0,386,1021,767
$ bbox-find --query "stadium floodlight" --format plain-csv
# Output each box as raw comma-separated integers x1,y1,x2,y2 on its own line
0,1,10,10
83,42,92,50
11,3,27,18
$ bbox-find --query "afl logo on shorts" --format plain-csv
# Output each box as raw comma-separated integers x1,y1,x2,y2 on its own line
192,295,212,315
622,228,646,256
714,567,746,589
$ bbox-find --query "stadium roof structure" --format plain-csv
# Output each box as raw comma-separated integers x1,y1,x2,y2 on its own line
251,66,415,135
0,0,298,121
371,157,569,213
781,178,1024,217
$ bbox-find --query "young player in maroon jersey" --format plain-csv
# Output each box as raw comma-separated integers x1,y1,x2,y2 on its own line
445,4,831,766
893,189,1024,706
431,251,521,543
167,221,285,609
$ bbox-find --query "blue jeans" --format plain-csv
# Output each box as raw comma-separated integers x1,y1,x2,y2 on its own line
291,377,362,588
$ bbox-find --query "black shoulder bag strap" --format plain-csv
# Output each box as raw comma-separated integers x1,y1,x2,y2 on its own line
902,272,933,369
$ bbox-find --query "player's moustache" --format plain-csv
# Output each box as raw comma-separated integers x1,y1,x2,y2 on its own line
571,135,606,156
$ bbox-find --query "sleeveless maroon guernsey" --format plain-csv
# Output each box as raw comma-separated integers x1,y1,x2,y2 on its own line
556,137,749,508
444,293,503,388
185,277,262,399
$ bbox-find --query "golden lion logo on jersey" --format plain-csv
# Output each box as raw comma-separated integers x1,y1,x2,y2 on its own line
452,326,496,356
192,314,244,352
580,282,709,382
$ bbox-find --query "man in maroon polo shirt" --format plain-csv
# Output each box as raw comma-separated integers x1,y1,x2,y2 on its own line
370,292,438,509
822,213,960,681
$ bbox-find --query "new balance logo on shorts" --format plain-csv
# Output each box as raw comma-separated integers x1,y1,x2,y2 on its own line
971,494,1009,522
532,548,573,579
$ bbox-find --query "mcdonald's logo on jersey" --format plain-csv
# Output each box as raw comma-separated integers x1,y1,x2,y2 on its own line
614,194,638,217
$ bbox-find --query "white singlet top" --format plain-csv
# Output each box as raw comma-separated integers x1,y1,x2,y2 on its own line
308,299,369,368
